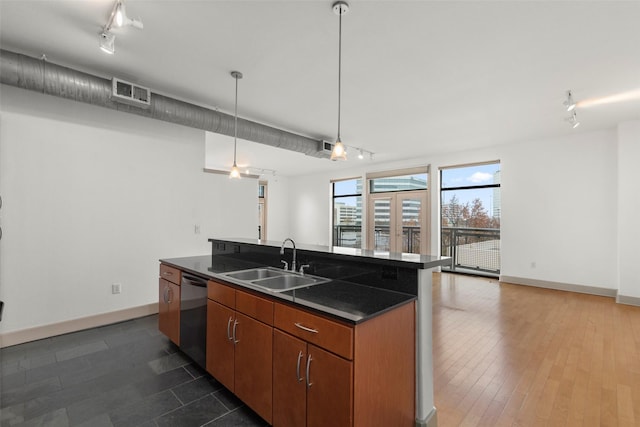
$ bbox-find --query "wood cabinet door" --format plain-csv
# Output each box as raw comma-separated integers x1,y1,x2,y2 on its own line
159,279,180,345
158,278,170,337
206,299,235,392
273,330,307,427
307,344,353,427
234,312,273,424
167,282,180,346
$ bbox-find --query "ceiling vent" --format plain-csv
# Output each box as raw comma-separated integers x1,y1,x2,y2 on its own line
111,78,151,108
320,140,335,155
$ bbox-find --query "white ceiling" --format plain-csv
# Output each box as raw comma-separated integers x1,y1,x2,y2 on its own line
1,0,639,176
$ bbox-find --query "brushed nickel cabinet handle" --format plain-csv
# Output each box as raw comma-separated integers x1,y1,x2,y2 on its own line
167,288,172,304
227,317,234,341
163,287,169,304
306,354,313,388
296,351,304,382
295,322,318,334
163,271,173,276
232,319,239,344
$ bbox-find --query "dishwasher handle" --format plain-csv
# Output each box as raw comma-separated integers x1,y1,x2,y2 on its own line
181,274,208,287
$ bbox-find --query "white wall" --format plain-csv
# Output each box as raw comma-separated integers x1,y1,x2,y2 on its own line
204,132,290,243
0,86,256,335
499,130,617,288
617,120,640,299
286,127,622,292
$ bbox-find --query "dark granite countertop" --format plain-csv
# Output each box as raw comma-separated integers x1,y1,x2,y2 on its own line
160,255,416,324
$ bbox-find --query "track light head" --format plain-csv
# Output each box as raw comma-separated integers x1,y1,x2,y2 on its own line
114,1,144,29
99,32,115,54
564,90,576,112
565,111,580,129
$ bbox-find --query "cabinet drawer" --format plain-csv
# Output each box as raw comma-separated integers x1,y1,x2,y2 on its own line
159,264,181,285
208,280,235,309
236,290,274,326
274,303,353,360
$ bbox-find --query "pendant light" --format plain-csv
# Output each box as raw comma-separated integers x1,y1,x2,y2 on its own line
230,71,243,179
330,1,349,161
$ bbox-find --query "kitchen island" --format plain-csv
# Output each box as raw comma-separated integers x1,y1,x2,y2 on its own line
160,238,450,427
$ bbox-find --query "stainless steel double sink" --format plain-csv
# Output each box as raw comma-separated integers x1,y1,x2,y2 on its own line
221,267,329,292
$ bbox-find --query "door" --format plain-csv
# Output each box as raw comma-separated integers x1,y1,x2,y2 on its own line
397,191,428,254
368,190,428,254
234,312,273,424
306,344,353,427
273,330,307,427
206,300,235,391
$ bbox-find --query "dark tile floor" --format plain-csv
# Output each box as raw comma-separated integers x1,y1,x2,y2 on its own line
0,315,270,426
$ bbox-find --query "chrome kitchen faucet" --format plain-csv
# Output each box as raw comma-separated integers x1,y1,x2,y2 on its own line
280,238,296,272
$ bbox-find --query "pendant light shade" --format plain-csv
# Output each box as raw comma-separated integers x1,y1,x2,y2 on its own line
330,1,349,161
330,140,347,161
230,71,243,179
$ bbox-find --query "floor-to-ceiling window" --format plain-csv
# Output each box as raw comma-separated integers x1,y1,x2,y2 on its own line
366,167,429,254
440,161,501,275
332,177,362,248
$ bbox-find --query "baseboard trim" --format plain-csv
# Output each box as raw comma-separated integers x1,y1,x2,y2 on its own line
616,294,640,307
0,303,158,348
499,275,617,298
416,407,437,427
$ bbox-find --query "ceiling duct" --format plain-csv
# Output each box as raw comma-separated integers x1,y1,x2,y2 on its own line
0,49,328,158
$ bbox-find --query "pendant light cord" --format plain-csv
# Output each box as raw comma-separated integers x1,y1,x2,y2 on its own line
337,10,342,142
233,74,238,165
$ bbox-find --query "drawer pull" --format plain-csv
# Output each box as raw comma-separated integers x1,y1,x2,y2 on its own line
226,317,234,341
163,271,173,276
306,354,313,388
296,351,304,382
295,323,318,334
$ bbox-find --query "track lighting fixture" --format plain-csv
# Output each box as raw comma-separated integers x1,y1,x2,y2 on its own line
230,71,243,179
330,1,350,161
99,32,115,55
332,143,373,160
99,0,143,54
566,111,580,129
245,167,277,177
563,90,576,111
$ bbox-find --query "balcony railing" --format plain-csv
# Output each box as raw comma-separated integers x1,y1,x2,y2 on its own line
334,225,501,275
333,225,421,254
333,225,362,248
441,227,500,275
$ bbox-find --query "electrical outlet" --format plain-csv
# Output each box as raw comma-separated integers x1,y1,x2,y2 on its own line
112,283,122,294
194,225,201,234
531,261,536,268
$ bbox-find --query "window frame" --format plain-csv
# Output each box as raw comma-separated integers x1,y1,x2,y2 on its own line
331,177,363,248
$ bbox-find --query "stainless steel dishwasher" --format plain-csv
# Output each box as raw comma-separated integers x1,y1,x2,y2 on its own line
180,273,208,368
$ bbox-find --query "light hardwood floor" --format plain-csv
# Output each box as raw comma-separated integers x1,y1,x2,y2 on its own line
432,273,640,427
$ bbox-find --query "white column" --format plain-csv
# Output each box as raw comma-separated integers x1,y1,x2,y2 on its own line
416,268,436,425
